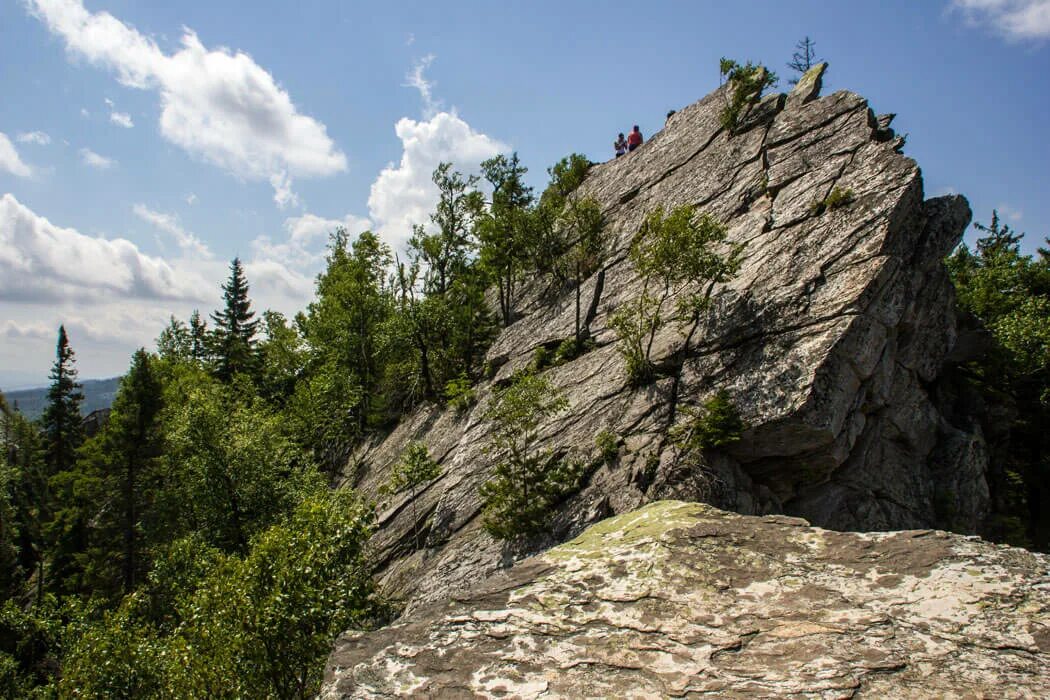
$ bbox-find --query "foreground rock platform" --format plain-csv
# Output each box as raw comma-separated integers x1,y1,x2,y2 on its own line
323,501,1049,699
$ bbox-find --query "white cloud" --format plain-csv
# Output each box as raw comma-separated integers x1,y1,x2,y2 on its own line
269,170,300,210
29,0,347,206
79,147,115,169
0,194,321,381
997,203,1024,221
252,212,371,269
79,107,90,118
368,112,507,251
0,193,205,302
950,0,1050,39
405,54,441,118
17,131,51,145
109,111,134,128
0,133,34,177
132,203,212,258
186,192,197,205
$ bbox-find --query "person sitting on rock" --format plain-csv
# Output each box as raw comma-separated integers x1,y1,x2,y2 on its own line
627,125,643,152
614,133,628,158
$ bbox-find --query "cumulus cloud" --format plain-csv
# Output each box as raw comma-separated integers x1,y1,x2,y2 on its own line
0,133,34,177
0,193,206,303
109,111,134,128
17,131,51,145
252,212,371,269
368,112,507,251
186,193,197,205
950,0,1050,39
28,0,347,206
79,147,115,169
132,203,212,258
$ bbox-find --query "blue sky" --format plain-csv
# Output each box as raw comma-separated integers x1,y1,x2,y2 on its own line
1,0,1048,388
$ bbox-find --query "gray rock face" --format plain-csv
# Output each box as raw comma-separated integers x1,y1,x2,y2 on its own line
341,78,988,610
323,502,1050,699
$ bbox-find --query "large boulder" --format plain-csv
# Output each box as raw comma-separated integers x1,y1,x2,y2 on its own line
323,501,1049,699
342,77,988,610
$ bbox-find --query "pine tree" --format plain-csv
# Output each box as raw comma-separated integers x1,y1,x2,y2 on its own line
787,37,819,85
40,325,86,594
41,326,84,476
210,258,260,382
188,309,208,364
77,349,165,596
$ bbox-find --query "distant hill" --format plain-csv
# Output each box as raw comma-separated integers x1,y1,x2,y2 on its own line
2,377,122,420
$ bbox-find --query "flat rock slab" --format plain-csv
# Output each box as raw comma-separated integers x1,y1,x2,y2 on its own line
324,501,1050,699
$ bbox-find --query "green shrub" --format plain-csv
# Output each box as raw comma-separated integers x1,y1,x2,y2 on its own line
595,429,620,464
444,374,476,413
531,345,552,372
719,58,778,133
478,372,571,540
812,187,855,215
671,389,746,452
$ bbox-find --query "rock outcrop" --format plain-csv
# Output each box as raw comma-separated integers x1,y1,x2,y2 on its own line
324,501,1050,699
342,67,989,610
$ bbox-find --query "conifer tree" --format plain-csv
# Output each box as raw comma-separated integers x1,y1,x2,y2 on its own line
787,37,819,85
210,258,260,382
188,309,208,364
41,325,84,476
40,325,86,594
77,349,165,595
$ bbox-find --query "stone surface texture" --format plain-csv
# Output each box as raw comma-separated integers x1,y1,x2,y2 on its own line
324,501,1050,699
340,74,989,611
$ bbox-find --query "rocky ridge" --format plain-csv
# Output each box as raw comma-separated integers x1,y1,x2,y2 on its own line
324,501,1050,698
342,64,989,611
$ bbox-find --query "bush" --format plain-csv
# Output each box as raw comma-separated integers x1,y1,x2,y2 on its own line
595,429,620,464
811,187,855,215
444,374,476,413
670,390,746,452
719,58,778,133
478,372,570,540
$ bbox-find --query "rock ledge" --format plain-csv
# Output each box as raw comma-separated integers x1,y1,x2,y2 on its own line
324,501,1049,699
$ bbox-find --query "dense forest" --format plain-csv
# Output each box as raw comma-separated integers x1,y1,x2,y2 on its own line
2,132,1048,695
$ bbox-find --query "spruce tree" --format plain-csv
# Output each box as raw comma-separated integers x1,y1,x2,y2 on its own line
40,325,86,594
210,258,260,382
41,325,84,476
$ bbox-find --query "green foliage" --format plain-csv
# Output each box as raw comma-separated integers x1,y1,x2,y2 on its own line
210,257,261,383
812,186,855,215
41,325,85,477
55,490,380,699
612,205,744,385
719,58,778,132
163,374,321,553
531,154,592,278
670,390,746,453
946,210,1050,548
479,153,533,326
385,442,441,550
479,372,571,540
444,375,476,413
595,429,620,464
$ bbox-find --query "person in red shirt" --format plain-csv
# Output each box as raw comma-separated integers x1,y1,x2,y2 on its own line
627,125,643,151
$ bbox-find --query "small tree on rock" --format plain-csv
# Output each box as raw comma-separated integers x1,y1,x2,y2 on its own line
787,37,820,85
385,442,441,550
479,372,571,540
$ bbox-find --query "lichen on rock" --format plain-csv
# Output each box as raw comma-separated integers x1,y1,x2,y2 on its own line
323,501,1050,698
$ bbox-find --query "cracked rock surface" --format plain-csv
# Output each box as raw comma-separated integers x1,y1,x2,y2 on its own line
323,501,1050,699
340,67,989,611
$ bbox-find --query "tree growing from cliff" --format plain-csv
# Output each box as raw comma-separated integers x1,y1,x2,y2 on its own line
787,37,820,85
385,441,441,550
611,205,744,385
530,154,591,280
479,372,572,540
210,258,260,383
479,153,533,326
718,58,778,133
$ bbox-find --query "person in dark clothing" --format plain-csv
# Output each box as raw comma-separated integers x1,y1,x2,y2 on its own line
627,125,643,151
614,133,628,158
